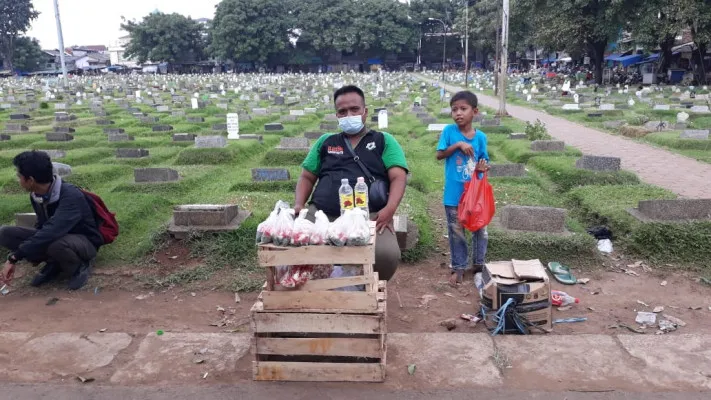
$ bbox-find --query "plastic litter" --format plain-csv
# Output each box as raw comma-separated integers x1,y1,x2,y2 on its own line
551,290,580,307
597,239,613,253
635,311,657,326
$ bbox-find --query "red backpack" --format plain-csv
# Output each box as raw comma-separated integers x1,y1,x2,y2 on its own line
81,190,119,245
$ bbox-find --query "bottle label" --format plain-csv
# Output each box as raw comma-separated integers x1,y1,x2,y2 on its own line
354,191,368,210
340,194,354,210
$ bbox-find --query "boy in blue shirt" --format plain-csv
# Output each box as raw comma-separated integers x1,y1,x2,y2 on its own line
436,91,490,287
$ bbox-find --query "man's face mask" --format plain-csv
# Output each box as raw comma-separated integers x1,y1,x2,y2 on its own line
338,115,364,135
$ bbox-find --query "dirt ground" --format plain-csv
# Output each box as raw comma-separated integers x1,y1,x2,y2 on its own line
1,203,710,337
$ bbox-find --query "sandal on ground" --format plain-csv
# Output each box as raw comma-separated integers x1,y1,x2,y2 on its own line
547,262,577,285
449,271,463,287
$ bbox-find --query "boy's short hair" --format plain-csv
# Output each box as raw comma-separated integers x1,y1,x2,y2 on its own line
13,150,54,184
450,91,478,108
333,85,366,106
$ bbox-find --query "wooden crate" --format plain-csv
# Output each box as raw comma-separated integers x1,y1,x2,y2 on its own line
251,281,387,382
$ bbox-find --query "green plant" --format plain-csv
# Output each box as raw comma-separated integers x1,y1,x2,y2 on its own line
524,119,551,141
530,156,640,191
39,102,49,109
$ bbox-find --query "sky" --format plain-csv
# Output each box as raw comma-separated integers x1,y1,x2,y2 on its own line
27,0,221,49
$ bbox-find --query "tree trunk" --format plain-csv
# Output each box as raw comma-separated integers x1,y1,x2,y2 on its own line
692,42,708,85
658,36,674,77
589,41,606,85
0,37,14,71
494,27,500,95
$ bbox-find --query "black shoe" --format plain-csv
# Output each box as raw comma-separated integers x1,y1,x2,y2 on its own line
67,262,92,291
31,263,60,287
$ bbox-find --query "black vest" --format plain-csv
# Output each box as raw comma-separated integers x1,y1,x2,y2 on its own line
310,131,388,217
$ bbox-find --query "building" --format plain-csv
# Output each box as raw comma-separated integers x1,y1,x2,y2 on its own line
108,35,138,68
39,49,78,73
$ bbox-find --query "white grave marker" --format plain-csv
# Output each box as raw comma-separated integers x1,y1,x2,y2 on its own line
226,113,240,139
378,110,388,129
191,98,199,110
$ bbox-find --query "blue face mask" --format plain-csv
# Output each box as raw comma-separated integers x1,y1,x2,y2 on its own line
338,115,364,135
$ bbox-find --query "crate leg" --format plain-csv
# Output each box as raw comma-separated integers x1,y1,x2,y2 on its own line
267,267,275,291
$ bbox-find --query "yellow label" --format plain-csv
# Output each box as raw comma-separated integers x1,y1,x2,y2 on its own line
340,194,354,210
355,192,368,209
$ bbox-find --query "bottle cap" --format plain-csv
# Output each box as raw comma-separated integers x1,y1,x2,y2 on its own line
357,177,365,183
341,178,349,184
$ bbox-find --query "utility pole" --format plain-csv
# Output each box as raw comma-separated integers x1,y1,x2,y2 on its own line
428,18,447,85
53,0,68,87
464,3,469,88
497,0,509,116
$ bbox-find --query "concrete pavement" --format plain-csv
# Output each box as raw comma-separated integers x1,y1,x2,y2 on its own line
417,75,711,199
0,331,709,392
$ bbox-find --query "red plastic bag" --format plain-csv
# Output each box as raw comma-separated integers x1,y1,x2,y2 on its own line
458,173,495,232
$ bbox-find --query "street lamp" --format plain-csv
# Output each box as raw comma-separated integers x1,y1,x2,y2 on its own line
428,17,446,85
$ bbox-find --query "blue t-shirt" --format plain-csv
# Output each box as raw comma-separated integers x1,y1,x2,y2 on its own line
436,124,490,206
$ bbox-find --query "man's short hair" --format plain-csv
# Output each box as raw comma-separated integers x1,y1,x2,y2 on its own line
13,151,54,184
333,85,366,106
450,91,478,108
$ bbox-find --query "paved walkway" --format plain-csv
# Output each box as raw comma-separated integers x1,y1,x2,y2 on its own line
1,331,710,391
419,76,711,199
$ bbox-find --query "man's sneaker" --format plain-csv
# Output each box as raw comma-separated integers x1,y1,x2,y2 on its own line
30,263,60,287
67,261,92,290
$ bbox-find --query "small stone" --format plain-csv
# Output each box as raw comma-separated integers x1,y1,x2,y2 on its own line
439,318,458,331
577,278,590,284
191,292,196,297
653,306,664,313
662,314,686,327
660,280,667,286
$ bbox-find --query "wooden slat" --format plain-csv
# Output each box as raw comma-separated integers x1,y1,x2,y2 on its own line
258,245,375,267
251,296,386,314
253,361,384,382
253,312,383,334
262,290,377,312
299,275,373,291
255,337,381,358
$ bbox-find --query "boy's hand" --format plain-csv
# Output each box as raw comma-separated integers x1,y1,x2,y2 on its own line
1,261,15,285
458,142,474,157
475,159,490,172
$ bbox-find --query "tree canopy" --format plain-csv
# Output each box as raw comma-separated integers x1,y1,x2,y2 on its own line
121,12,206,64
12,36,44,72
0,0,39,71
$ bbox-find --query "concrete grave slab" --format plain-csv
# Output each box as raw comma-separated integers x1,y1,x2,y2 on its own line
530,140,565,152
110,333,250,384
603,120,625,129
488,163,526,177
428,124,448,132
140,116,159,124
134,168,180,183
304,131,325,140
0,134,11,141
575,155,621,172
168,205,251,238
9,114,30,120
46,133,74,142
116,148,149,158
53,126,75,134
265,123,284,131
15,213,37,228
96,119,114,126
481,119,501,126
320,122,338,131
172,133,196,142
152,125,173,132
508,133,526,140
195,136,227,148
499,205,567,233
680,130,709,140
3,123,29,132
393,215,419,251
187,116,205,123
108,133,135,142
104,128,125,135
40,150,66,159
52,162,72,177
212,123,228,131
628,199,711,222
276,137,309,150
251,168,290,182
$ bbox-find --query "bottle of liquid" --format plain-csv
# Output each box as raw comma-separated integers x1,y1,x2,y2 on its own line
354,177,369,213
338,178,354,215
551,290,580,307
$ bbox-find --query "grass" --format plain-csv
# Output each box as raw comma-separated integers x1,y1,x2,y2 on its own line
528,156,640,192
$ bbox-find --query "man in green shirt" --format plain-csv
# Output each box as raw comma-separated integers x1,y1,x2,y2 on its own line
295,85,409,280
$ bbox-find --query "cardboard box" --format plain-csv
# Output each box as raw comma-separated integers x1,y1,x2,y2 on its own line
480,259,552,333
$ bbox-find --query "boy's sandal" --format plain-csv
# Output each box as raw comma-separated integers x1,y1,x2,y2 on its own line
449,271,463,287
547,262,577,285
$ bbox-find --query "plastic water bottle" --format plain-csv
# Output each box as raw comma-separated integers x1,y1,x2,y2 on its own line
473,272,484,298
354,177,369,213
338,178,354,215
551,290,580,307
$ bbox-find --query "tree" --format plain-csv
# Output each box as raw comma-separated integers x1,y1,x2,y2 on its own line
0,0,39,71
355,0,418,57
629,1,686,76
521,0,641,84
209,0,295,65
121,12,206,64
12,36,44,72
293,0,360,57
678,0,711,84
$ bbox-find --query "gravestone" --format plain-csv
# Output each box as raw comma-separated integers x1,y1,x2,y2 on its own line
378,110,388,129
152,125,173,132
212,123,228,131
629,199,711,222
481,119,501,127
52,162,72,178
226,113,239,140
488,163,526,177
53,126,75,134
304,108,317,114
187,116,205,123
172,110,186,117
274,96,285,105
440,108,451,115
54,103,67,110
253,108,268,115
277,137,309,150
420,116,437,124
281,115,298,122
96,119,114,126
104,128,125,135
531,140,565,152
653,104,671,111
168,204,249,239
9,114,30,120
172,133,196,142
40,150,66,159
690,105,710,113
500,205,567,233
599,104,615,111
15,213,37,228
304,132,325,140
428,124,448,132
575,155,621,172
393,214,419,251
140,116,159,124
603,121,625,129
644,121,669,131
324,114,338,122
116,148,149,158
562,104,580,110
134,168,179,183
54,112,76,122
680,130,710,140
509,133,526,140
108,133,134,142
251,168,290,182
195,136,228,148
46,133,73,142
319,121,338,131
157,105,170,112
289,110,305,116
587,113,603,117
265,123,284,131
0,134,10,141
4,123,28,132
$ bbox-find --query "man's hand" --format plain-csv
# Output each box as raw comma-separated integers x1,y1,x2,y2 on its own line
1,261,15,285
458,142,474,157
294,203,305,216
374,206,396,234
475,159,490,172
